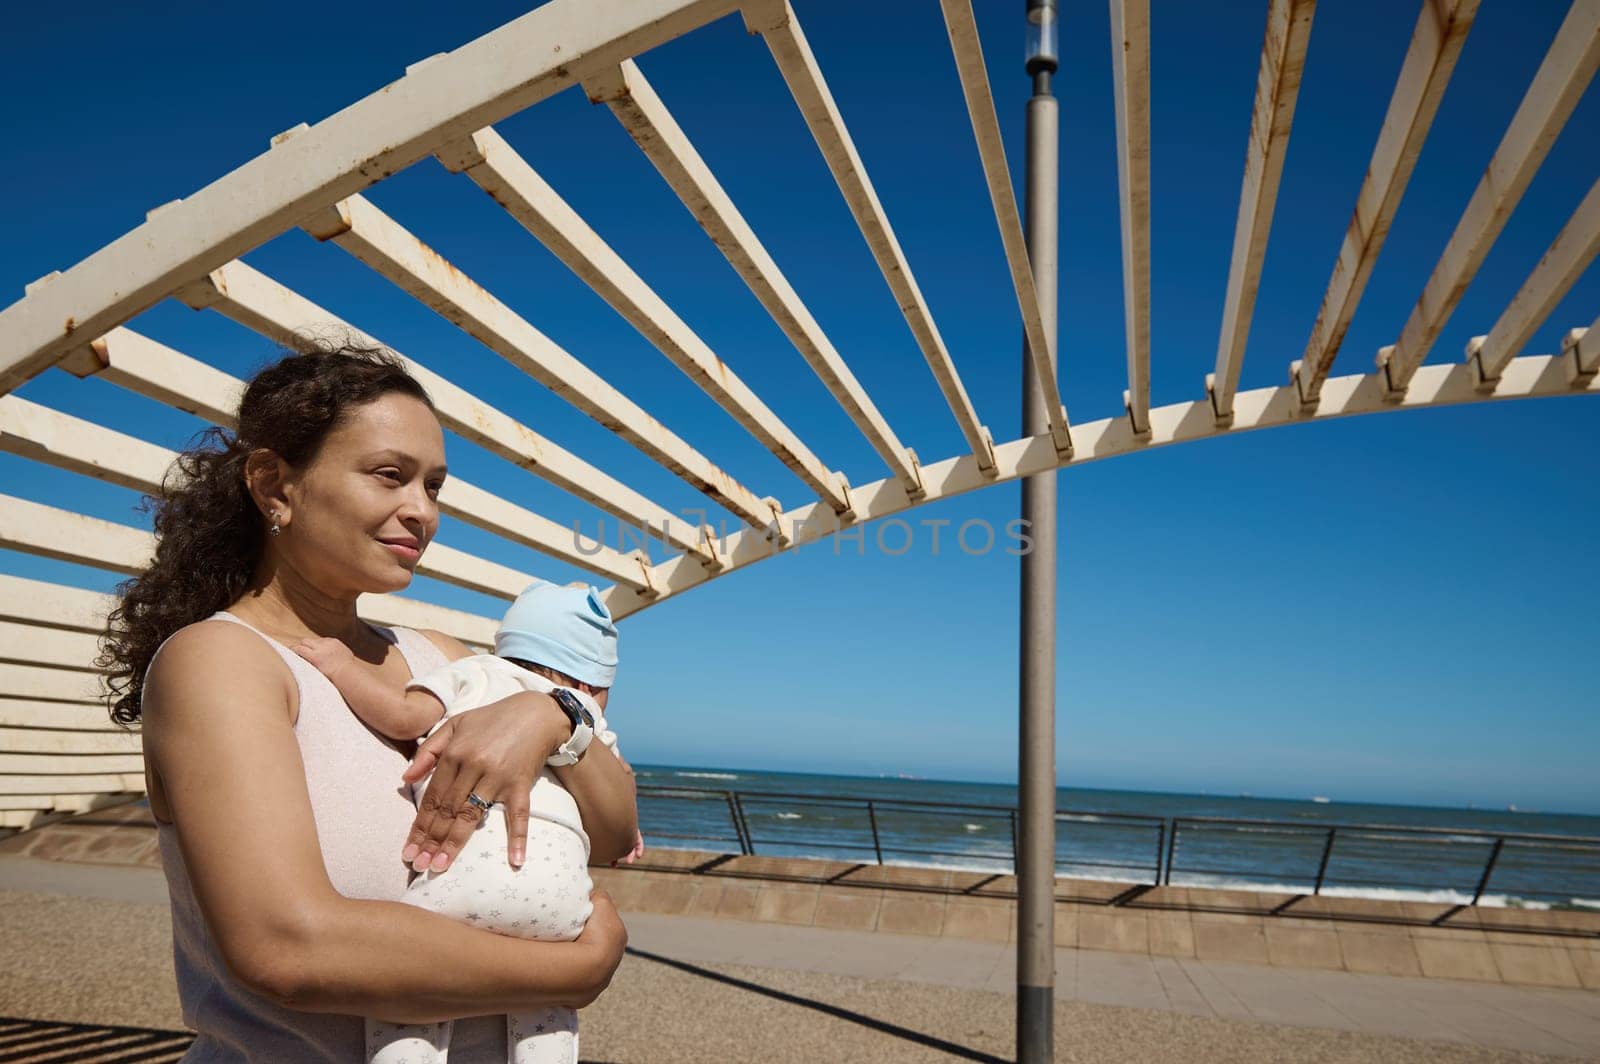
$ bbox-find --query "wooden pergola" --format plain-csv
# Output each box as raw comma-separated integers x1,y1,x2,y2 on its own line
0,0,1594,853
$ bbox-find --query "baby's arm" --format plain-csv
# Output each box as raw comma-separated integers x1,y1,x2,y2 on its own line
583,705,645,866
293,637,444,741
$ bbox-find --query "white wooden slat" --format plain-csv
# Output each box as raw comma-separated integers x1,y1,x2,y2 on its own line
0,664,104,704
0,497,499,651
0,794,143,820
747,0,997,473
1380,0,1600,393
938,0,1074,456
438,127,854,515
0,796,55,812
357,594,497,650
0,700,120,730
0,773,145,796
589,60,925,497
0,622,100,670
177,261,677,578
0,728,141,755
58,327,240,425
0,494,152,574
1107,0,1153,436
0,752,145,774
1294,0,1478,406
0,400,540,603
1209,0,1317,425
0,395,174,492
0,575,113,633
436,479,651,595
304,194,782,533
417,543,534,602
1467,176,1600,387
0,0,738,392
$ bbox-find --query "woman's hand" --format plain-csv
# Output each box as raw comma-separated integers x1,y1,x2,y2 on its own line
400,691,567,873
556,890,628,1008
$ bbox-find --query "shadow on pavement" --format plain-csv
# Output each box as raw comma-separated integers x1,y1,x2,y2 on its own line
624,947,1009,1064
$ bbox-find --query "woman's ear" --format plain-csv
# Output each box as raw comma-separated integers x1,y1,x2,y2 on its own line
243,449,293,532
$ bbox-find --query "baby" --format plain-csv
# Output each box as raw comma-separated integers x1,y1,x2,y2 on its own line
296,579,628,1064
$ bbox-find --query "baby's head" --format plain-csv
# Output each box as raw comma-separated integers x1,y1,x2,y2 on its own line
495,580,619,711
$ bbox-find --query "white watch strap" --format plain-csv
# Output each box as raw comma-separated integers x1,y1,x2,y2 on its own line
545,719,594,767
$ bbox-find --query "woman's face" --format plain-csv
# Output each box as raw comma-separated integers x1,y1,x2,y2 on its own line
279,394,447,598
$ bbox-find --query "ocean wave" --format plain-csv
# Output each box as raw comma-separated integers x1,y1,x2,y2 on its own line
1173,875,1600,909
674,771,739,780
775,812,803,821
964,823,984,832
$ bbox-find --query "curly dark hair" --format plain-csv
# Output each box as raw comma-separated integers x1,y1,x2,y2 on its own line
98,340,433,726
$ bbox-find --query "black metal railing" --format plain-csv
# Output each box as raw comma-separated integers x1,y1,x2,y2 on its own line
635,785,1600,907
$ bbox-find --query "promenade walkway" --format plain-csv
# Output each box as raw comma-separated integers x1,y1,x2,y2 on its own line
3,851,1597,1061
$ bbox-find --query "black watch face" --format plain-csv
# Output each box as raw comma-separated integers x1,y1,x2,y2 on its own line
556,688,595,728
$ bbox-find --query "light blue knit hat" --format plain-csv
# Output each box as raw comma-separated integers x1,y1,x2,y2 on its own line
495,579,619,687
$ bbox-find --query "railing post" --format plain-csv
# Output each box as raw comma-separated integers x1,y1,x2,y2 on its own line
1154,819,1166,886
724,791,749,855
866,800,884,865
1312,827,1338,895
1009,808,1019,875
730,791,755,855
1163,819,1179,885
1471,838,1506,905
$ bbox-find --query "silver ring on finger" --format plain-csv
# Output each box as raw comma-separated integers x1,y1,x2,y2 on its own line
465,792,493,817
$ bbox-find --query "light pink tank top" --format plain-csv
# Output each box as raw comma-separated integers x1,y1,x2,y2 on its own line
154,612,504,1061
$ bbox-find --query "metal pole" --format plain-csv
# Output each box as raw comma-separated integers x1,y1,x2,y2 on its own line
1017,29,1060,1064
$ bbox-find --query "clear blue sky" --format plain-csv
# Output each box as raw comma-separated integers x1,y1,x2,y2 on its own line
2,1,1596,812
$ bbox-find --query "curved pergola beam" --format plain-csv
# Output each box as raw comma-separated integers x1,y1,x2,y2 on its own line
603,348,1599,618
0,0,738,394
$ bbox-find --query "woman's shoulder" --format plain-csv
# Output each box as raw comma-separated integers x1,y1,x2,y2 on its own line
146,615,296,714
155,613,275,660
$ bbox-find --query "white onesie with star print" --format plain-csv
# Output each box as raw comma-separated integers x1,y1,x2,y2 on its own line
366,655,619,1064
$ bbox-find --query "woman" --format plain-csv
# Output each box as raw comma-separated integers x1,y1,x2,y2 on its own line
101,342,636,1061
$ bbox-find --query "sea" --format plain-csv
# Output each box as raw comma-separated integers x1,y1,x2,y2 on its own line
633,765,1600,911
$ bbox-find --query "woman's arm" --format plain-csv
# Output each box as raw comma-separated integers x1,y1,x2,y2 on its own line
408,630,640,869
143,622,626,1020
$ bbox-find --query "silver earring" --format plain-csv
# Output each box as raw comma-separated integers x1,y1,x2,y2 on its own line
269,512,282,537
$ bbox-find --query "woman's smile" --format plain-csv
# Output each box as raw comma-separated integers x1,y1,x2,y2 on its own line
378,536,422,563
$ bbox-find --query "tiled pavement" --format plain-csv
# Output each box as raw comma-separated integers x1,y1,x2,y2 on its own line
5,801,1600,1058
5,853,1600,1059
621,912,1600,1058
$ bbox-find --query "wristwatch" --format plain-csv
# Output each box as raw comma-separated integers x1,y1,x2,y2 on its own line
545,688,596,767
